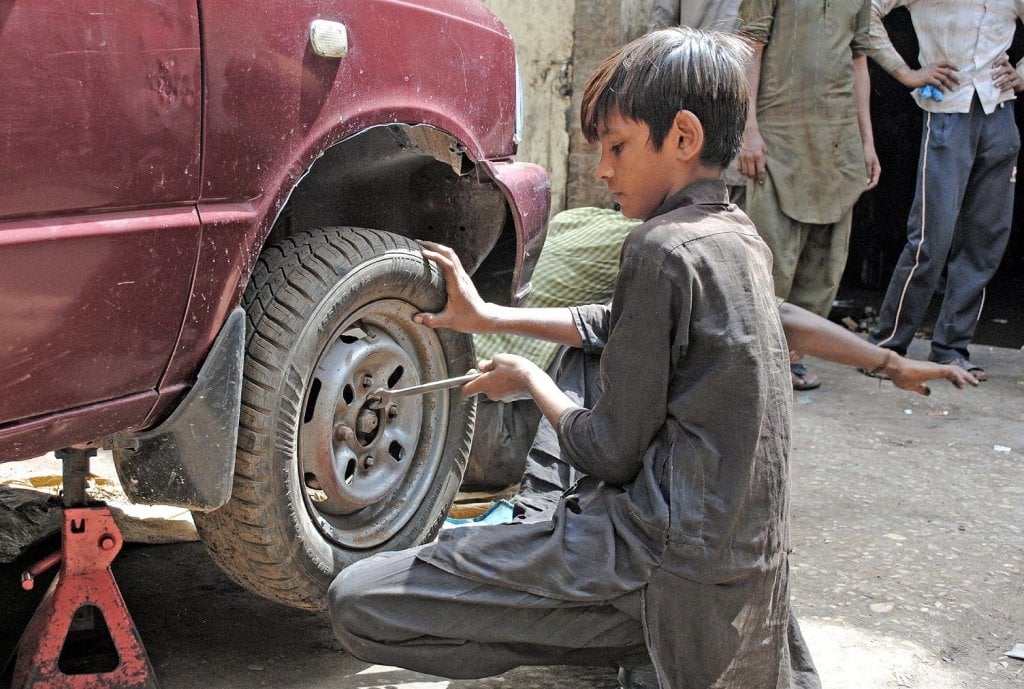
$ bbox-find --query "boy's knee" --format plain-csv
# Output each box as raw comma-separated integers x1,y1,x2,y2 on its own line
328,560,378,653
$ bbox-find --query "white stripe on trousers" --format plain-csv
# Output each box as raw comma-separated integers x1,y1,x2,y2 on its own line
877,112,931,349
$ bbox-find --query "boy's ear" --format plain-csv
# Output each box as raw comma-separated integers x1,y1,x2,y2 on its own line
671,110,705,162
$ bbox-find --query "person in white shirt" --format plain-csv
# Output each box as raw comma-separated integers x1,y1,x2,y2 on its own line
865,0,1024,381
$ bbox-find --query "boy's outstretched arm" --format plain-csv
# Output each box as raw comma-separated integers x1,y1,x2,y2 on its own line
414,241,583,348
779,302,979,395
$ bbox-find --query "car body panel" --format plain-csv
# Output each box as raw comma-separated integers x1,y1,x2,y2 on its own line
480,160,551,303
0,0,202,437
0,0,202,217
0,0,549,466
199,0,517,209
0,210,201,434
156,0,533,405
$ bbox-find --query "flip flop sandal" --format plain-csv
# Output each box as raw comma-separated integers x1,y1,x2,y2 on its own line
790,362,821,390
935,357,987,382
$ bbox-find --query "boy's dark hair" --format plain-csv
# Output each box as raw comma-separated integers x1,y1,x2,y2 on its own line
581,28,751,168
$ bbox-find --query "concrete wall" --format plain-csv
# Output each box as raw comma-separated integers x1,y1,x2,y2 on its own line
479,0,575,213
567,0,655,209
480,0,655,212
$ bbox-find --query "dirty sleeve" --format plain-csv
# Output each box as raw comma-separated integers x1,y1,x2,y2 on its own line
738,0,777,43
557,250,686,486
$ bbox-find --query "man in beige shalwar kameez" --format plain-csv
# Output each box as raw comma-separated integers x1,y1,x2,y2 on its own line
738,0,881,389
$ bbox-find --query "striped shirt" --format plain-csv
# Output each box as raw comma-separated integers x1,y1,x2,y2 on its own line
869,0,1024,114
473,207,639,371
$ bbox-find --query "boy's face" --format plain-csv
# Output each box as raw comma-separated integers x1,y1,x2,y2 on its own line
593,111,688,220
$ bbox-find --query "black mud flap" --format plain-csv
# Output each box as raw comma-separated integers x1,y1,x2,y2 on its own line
108,308,245,511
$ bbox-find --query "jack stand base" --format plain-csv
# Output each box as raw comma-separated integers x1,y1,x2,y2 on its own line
12,507,158,689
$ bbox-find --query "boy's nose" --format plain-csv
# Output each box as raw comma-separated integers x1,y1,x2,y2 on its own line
594,155,612,181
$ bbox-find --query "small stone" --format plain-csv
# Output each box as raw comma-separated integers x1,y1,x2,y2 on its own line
870,602,894,613
1004,643,1024,660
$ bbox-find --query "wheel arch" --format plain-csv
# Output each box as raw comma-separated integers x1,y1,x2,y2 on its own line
153,122,546,428
265,123,516,304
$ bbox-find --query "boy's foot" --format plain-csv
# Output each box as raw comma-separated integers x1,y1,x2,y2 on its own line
790,362,821,390
617,664,660,689
931,356,987,382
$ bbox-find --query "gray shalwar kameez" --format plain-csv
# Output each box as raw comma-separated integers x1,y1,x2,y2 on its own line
330,180,821,688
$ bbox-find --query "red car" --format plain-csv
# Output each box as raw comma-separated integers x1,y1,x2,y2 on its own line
0,0,549,609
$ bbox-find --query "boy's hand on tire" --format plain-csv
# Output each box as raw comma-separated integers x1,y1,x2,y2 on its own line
415,240,494,334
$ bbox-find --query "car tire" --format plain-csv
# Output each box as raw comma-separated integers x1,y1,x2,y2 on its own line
193,227,475,610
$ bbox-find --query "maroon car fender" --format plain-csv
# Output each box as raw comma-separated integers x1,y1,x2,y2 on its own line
480,160,551,305
146,1,549,426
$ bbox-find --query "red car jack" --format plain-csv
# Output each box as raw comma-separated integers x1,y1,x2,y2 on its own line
12,448,158,689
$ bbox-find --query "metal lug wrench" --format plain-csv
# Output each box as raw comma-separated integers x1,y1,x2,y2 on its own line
368,370,481,409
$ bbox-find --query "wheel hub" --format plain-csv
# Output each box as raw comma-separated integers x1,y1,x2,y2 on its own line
296,299,449,548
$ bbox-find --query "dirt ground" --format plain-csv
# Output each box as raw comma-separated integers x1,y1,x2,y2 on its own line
1,341,1022,688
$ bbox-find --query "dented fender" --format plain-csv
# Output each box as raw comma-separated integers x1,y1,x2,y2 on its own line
479,160,551,304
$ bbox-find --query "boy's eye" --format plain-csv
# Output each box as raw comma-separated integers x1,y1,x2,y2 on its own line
610,143,623,154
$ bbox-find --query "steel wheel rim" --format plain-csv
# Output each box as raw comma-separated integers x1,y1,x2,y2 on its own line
298,299,449,549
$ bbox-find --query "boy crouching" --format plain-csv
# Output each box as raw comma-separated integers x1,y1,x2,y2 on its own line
330,28,819,689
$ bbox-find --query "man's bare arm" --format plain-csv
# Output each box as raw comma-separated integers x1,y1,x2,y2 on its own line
779,302,978,394
853,55,881,189
738,41,768,184
868,0,959,92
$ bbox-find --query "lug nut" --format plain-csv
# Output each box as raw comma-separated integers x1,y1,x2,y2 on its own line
387,404,399,420
363,456,375,472
356,409,379,435
334,424,355,443
361,374,374,389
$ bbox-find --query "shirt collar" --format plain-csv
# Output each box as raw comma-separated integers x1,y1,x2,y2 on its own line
648,178,730,220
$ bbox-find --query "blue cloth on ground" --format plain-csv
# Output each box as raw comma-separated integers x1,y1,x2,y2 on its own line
443,500,515,528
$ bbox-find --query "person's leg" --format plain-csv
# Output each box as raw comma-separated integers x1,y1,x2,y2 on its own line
786,207,853,319
747,177,822,389
330,547,646,679
643,564,819,689
463,398,542,489
871,110,974,355
929,102,1019,366
745,174,804,303
785,610,822,689
514,348,602,519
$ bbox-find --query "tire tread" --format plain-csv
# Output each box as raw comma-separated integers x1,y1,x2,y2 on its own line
193,226,473,611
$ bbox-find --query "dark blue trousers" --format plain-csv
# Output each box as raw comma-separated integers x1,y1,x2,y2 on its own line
871,96,1019,362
